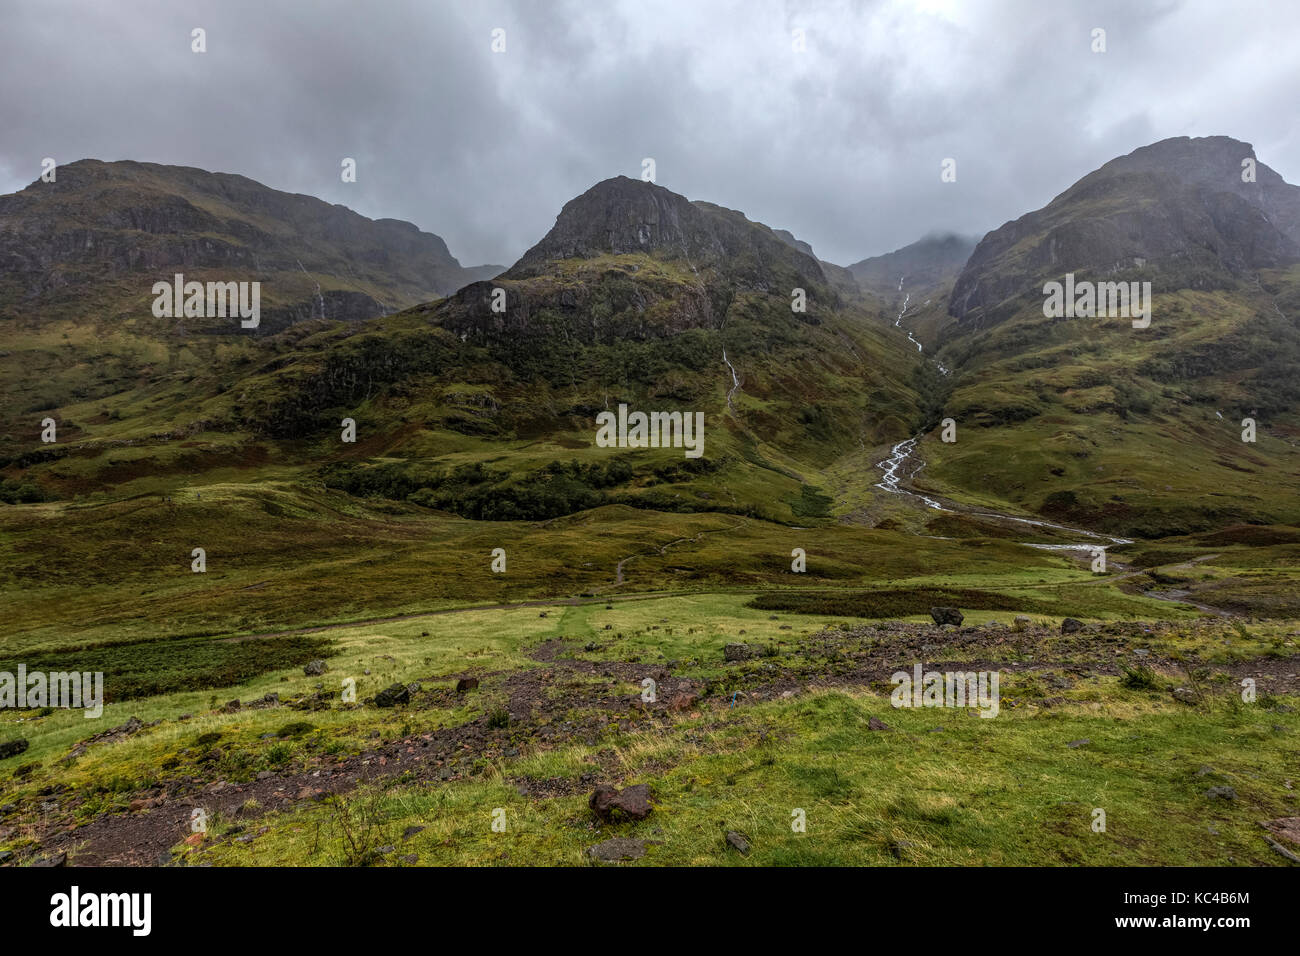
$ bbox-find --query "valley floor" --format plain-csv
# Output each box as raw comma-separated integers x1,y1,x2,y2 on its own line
2,593,1298,867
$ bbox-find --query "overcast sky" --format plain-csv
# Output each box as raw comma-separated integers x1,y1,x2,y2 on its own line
2,0,1297,267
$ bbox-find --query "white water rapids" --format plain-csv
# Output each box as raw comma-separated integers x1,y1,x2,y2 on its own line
894,278,949,376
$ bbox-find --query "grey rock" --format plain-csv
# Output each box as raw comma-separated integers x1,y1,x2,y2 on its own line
725,831,751,855
374,683,410,708
587,837,646,863
0,739,29,761
930,607,964,627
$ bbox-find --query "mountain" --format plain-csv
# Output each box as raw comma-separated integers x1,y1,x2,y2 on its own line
848,232,977,298
949,136,1300,329
0,159,503,330
504,176,833,302
276,176,924,471
0,172,930,526
916,136,1300,536
4,144,1299,542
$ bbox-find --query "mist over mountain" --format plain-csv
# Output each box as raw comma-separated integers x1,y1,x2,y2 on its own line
848,233,978,298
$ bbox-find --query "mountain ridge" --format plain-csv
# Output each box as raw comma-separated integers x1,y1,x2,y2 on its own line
0,158,504,329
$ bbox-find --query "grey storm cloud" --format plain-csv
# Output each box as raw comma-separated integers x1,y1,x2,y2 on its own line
1,0,1297,268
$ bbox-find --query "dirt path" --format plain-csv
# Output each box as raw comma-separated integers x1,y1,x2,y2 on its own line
611,516,749,587
26,618,1299,866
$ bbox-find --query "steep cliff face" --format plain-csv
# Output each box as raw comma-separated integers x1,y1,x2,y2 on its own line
425,177,841,355
506,176,831,299
948,136,1300,328
0,159,502,328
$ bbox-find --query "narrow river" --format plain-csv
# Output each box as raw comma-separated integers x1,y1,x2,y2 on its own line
875,436,1133,551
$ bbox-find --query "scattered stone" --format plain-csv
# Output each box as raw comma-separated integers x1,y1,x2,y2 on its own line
0,850,12,865
1067,739,1090,749
1172,687,1198,704
1258,817,1300,846
668,692,699,712
725,831,751,855
930,607,963,627
32,852,67,867
1061,618,1084,634
66,716,149,759
0,739,29,761
455,677,479,694
587,837,646,862
402,854,419,865
868,716,891,731
589,783,653,822
1205,786,1237,801
403,825,425,841
374,683,410,708
303,659,328,676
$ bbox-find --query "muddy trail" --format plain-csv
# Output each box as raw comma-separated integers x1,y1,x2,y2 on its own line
18,617,1298,866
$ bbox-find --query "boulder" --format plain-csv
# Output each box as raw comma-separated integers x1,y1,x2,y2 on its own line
0,739,29,761
374,683,410,708
1061,618,1085,634
589,783,653,822
930,606,964,627
455,677,479,694
303,660,328,676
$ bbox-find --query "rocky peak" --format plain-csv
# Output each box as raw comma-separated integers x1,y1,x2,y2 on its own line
948,135,1300,327
505,176,830,301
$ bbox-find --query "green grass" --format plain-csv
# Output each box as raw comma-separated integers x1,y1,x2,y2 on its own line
187,684,1300,867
